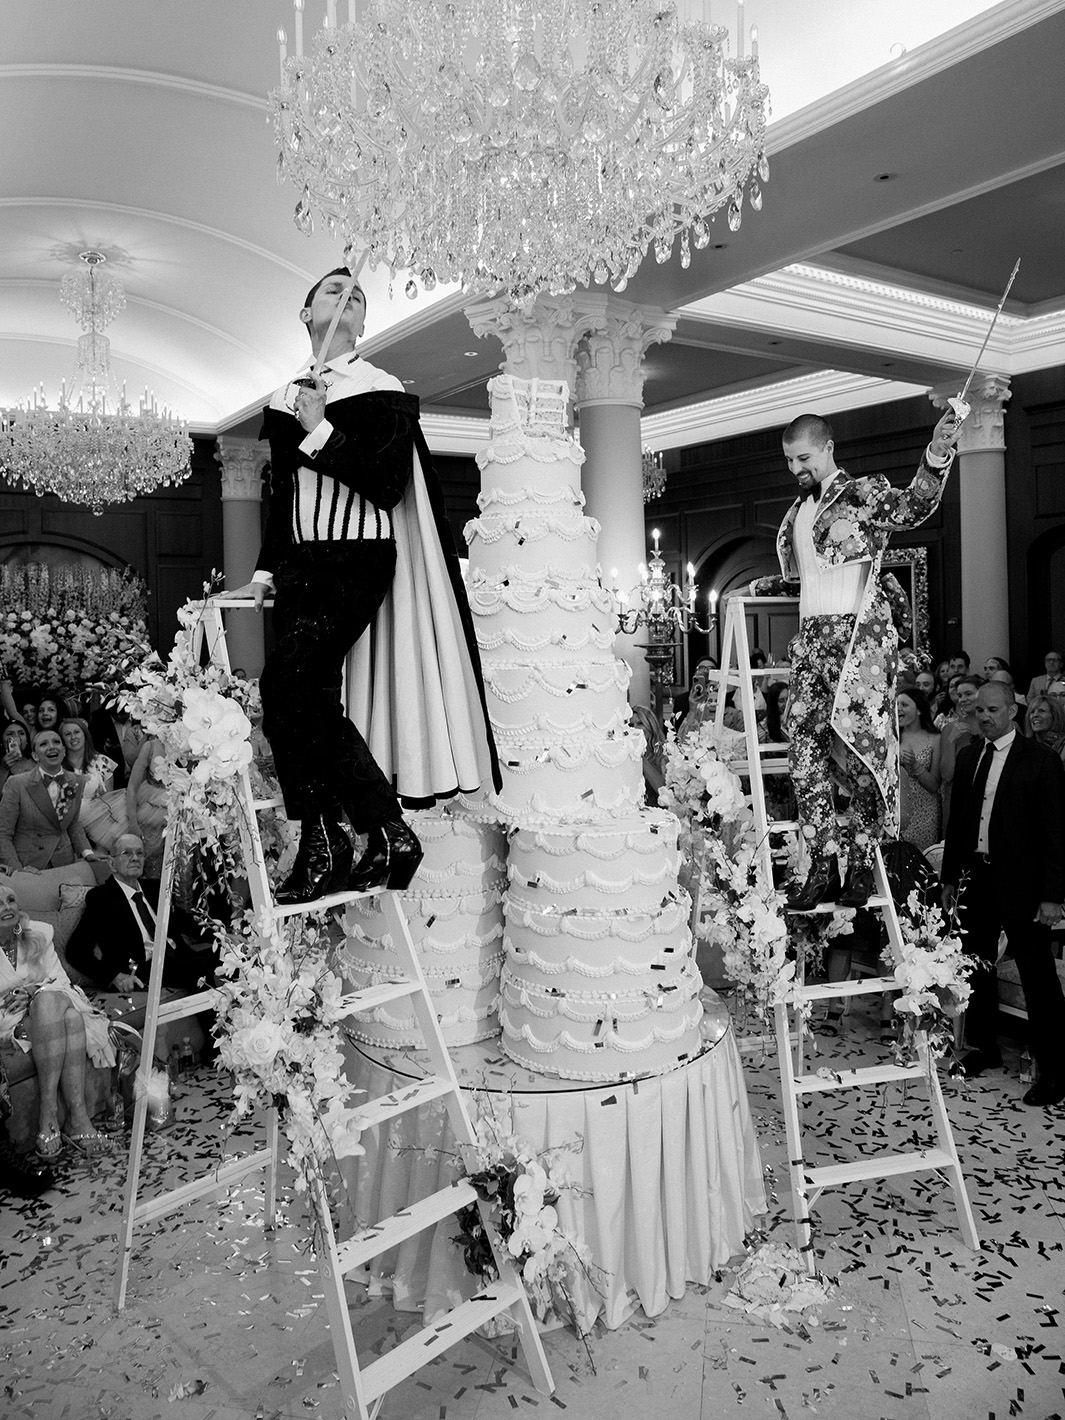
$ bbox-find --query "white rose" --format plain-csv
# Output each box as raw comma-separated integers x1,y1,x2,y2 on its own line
232,1019,286,1067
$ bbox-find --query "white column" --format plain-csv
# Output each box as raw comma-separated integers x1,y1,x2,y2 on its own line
215,436,268,676
574,297,677,709
930,376,1011,667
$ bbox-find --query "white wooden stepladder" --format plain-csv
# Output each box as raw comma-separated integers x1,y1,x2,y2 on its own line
713,594,979,1272
114,599,554,1418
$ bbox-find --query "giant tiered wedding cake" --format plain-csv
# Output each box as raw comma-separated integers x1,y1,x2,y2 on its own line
463,375,704,1079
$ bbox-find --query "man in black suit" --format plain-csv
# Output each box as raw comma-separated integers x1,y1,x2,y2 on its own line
941,681,1065,1106
65,834,217,993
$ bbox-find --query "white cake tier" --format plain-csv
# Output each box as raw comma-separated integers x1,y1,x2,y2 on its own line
504,893,690,963
498,958,704,1081
344,950,502,1049
465,511,600,581
481,656,631,728
476,473,584,514
507,811,684,913
492,727,645,825
483,373,571,443
468,575,617,660
339,811,506,1049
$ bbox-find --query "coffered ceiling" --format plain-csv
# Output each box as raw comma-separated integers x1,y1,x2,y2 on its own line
2,0,1064,450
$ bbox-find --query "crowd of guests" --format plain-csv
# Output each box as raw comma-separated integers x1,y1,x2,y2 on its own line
0,682,218,1196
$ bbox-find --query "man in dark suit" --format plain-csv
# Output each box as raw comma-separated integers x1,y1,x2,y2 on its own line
941,681,1065,1106
65,834,217,994
0,728,93,871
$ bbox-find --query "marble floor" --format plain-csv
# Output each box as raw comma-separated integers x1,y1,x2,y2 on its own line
2,1006,1063,1420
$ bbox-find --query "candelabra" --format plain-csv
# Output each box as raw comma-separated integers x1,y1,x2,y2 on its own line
613,532,718,720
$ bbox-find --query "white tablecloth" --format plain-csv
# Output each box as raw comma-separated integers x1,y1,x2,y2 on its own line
338,996,766,1330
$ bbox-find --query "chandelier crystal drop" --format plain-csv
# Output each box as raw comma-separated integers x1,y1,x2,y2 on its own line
0,252,193,515
272,0,770,304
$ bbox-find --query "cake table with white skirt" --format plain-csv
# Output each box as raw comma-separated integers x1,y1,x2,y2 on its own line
337,991,766,1332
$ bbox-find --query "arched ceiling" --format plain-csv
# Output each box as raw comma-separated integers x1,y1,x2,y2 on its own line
2,0,1064,443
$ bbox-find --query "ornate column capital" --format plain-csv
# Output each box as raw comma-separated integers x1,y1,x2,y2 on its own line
929,374,1011,454
215,436,267,500
463,294,592,386
573,297,677,409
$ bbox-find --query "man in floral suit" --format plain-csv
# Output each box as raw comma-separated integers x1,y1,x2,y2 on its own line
753,409,962,909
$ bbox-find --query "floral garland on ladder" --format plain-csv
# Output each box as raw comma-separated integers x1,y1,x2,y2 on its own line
117,592,358,1193
453,1095,598,1355
660,718,972,1050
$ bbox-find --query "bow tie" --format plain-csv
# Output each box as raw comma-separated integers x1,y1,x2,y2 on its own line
44,772,64,783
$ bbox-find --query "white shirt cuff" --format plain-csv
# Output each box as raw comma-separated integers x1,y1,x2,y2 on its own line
299,418,334,458
924,445,954,469
252,570,274,587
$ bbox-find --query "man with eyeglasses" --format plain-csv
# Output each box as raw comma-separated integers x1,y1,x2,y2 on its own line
220,267,499,906
66,835,216,994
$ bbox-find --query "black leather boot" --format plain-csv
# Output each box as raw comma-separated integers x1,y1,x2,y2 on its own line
276,815,354,905
787,854,842,911
838,862,876,908
349,818,424,894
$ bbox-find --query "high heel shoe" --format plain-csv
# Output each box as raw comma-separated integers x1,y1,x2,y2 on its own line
349,818,424,894
275,815,354,905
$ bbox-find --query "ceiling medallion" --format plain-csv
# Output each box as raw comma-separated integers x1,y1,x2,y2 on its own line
0,252,193,515
272,0,770,305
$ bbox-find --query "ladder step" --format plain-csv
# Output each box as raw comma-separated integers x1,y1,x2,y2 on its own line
346,978,420,1014
794,1062,925,1094
156,986,221,1023
132,1148,273,1226
251,795,285,811
804,1146,954,1190
348,1075,455,1132
271,886,381,921
786,896,889,915
334,1179,479,1274
360,1282,525,1403
801,976,898,999
729,759,790,775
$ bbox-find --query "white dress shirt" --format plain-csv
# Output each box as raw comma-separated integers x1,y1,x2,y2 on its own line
115,877,157,957
794,474,866,620
975,728,1016,853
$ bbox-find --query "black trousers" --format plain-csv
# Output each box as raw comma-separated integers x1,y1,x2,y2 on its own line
259,541,399,831
959,855,1065,1077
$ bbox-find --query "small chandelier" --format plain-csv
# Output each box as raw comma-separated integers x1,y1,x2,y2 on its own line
272,0,769,305
0,251,193,515
642,448,667,502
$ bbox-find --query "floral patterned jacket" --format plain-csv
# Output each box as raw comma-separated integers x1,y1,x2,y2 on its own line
753,454,953,828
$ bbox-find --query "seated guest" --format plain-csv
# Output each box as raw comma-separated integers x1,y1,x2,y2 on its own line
941,681,1065,1106
0,722,34,792
66,834,217,994
1027,649,1064,705
1026,694,1065,765
983,655,1011,680
0,729,94,873
0,882,113,1158
60,717,117,792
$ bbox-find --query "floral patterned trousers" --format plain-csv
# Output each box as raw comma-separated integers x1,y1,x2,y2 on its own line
784,615,884,872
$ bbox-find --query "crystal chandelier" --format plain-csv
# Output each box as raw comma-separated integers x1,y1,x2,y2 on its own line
272,0,769,304
0,251,193,515
642,448,667,502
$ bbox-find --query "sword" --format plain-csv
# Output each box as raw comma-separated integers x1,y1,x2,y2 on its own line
309,247,372,380
947,258,1020,425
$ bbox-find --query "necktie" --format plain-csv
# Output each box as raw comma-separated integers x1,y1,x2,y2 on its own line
130,888,157,957
967,741,996,853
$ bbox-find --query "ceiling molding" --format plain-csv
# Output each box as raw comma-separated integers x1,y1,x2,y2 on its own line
0,63,266,111
767,0,1065,153
640,371,930,450
420,412,490,455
